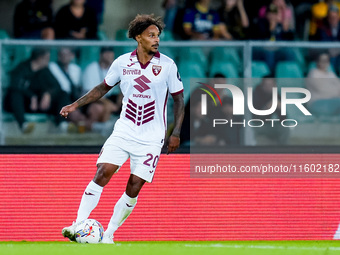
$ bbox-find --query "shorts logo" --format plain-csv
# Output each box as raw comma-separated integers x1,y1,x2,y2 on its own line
152,65,162,76
133,75,151,93
125,99,155,126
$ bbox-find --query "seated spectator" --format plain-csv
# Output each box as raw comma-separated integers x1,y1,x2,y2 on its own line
252,76,290,145
306,53,340,117
180,88,219,146
24,47,83,130
81,47,123,134
182,0,220,40
3,48,50,133
243,0,266,27
315,4,340,41
252,4,295,73
48,47,82,101
13,0,54,39
315,5,340,67
54,0,98,39
252,4,294,41
218,0,249,40
216,96,241,145
82,47,114,94
212,73,231,100
309,0,340,39
181,86,240,147
293,0,317,40
258,0,295,32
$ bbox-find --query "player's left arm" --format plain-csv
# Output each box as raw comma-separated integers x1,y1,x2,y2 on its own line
167,92,185,154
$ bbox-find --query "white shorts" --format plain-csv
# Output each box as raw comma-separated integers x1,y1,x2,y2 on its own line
96,135,162,183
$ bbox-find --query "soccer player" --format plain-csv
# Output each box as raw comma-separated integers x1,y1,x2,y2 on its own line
60,14,185,244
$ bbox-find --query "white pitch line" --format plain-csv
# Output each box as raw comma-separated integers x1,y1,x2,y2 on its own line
184,243,340,251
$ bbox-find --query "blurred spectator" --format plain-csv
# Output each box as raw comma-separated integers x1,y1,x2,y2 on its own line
293,0,318,40
13,0,54,39
243,0,267,26
81,47,123,134
309,0,340,39
182,0,220,40
180,88,219,146
180,85,241,147
82,47,113,93
252,4,294,41
258,0,295,32
212,73,230,100
3,48,50,132
218,0,249,40
315,5,340,67
306,53,340,117
86,0,105,25
172,0,195,39
162,0,178,31
252,4,295,73
252,76,290,145
54,0,98,40
22,47,83,130
48,47,82,101
315,4,340,40
216,96,241,145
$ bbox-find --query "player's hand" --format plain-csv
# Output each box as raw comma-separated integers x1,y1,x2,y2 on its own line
167,135,180,154
59,103,77,119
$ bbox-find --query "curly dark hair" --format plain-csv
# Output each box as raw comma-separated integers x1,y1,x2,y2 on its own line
128,14,164,40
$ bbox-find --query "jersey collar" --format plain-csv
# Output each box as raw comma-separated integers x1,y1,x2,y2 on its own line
130,49,160,69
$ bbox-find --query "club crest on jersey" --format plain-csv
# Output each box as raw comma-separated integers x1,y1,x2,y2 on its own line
152,65,162,76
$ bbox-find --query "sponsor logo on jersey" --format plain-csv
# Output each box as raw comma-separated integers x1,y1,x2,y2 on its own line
152,65,162,76
123,69,141,75
133,75,151,93
127,63,135,67
133,94,151,99
125,99,155,126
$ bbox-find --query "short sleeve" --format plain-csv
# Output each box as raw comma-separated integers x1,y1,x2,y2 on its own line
183,9,194,27
104,58,121,87
167,62,184,96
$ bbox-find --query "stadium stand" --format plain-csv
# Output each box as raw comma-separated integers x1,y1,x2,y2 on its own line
209,61,239,78
178,47,208,71
115,29,129,41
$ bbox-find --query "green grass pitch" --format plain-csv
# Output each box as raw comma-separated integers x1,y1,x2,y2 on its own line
2,241,340,255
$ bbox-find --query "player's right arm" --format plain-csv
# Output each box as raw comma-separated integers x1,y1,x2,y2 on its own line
59,81,112,118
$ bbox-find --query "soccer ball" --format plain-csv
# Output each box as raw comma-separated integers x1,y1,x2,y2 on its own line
75,219,104,243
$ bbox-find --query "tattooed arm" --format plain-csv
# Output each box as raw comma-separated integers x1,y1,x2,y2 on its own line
60,81,116,118
167,92,185,154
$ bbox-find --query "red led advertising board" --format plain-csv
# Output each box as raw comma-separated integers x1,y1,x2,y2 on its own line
0,154,340,241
